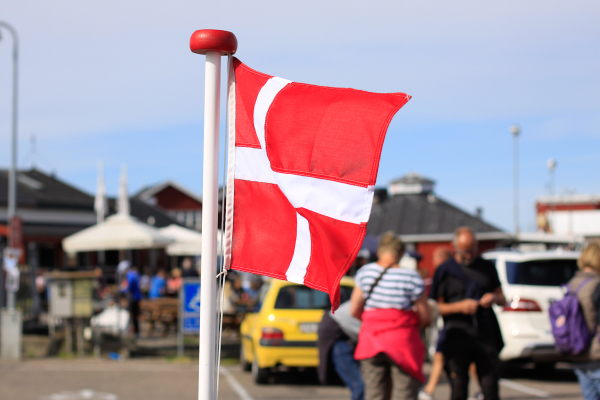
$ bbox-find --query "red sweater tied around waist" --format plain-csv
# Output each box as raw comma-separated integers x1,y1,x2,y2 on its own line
354,308,425,383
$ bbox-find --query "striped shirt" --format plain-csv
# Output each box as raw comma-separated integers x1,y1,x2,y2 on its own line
355,262,425,310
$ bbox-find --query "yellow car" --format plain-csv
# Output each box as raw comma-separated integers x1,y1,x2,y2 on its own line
240,276,355,384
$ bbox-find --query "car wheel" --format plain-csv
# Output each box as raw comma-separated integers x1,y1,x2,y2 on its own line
252,357,270,384
240,344,251,372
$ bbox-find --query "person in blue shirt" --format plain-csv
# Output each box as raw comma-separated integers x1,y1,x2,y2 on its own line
121,265,142,336
149,269,166,299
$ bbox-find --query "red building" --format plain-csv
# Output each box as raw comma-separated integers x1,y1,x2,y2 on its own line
135,181,203,230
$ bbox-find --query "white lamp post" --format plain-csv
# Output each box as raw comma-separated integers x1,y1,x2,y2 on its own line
0,21,19,314
510,125,520,236
547,158,557,195
0,20,21,361
0,21,19,249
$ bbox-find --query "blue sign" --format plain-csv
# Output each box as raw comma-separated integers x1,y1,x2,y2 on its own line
181,280,201,334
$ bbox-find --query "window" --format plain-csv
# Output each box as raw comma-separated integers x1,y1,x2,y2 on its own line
195,211,202,230
274,285,354,310
505,259,578,286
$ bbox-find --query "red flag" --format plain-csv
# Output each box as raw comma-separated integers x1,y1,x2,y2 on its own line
223,58,410,309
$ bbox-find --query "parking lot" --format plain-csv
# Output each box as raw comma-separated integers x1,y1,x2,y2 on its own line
0,358,583,400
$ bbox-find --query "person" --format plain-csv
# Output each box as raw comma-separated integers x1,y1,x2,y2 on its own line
569,243,600,400
139,267,151,298
429,227,505,400
230,277,249,314
318,300,365,400
419,247,454,400
149,269,166,299
120,264,142,336
350,232,431,400
166,267,183,296
181,257,199,278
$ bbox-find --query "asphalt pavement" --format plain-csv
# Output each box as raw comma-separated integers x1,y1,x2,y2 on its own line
0,358,583,400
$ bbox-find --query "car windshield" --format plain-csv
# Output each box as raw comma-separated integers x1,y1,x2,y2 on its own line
274,285,353,310
505,259,578,286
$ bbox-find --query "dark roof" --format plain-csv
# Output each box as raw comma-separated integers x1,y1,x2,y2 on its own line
0,168,180,233
367,192,503,237
0,169,94,210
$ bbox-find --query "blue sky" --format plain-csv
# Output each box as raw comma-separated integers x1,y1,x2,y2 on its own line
0,1,598,232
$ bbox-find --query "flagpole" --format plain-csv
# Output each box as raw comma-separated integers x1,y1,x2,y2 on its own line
190,30,237,400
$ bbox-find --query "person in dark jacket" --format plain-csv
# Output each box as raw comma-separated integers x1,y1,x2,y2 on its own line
318,301,364,400
569,242,600,400
429,227,505,400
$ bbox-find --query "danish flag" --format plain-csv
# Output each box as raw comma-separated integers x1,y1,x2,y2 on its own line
223,58,410,309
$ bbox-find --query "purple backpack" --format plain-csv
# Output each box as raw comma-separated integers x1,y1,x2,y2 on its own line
549,278,593,356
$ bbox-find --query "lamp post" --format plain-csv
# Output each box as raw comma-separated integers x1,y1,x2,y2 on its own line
510,125,520,237
0,21,19,244
0,21,22,362
547,158,557,196
547,158,557,232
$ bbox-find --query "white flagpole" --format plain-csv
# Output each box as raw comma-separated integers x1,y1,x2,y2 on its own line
189,30,238,400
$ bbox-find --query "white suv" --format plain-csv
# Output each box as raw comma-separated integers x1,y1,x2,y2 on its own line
482,249,580,365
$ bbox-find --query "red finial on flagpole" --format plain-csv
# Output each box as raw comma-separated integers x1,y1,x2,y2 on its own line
190,29,238,55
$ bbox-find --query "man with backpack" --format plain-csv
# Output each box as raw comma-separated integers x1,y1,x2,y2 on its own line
429,227,506,400
560,243,600,400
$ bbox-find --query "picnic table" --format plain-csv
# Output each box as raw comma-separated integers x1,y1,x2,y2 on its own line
139,298,179,336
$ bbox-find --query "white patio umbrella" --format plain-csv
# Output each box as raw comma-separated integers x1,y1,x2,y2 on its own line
62,214,174,253
62,165,173,254
159,224,223,256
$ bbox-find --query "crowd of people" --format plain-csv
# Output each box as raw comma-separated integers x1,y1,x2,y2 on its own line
318,229,600,400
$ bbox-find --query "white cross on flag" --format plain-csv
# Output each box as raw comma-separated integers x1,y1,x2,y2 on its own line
223,58,410,309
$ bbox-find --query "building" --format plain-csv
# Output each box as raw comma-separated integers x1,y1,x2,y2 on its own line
135,181,203,230
0,168,179,269
536,194,600,240
367,172,510,276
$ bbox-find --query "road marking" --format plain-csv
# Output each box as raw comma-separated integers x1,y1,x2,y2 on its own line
500,379,550,398
40,389,117,399
220,367,255,400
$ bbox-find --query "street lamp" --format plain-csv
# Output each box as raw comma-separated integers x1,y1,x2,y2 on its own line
510,125,520,236
0,21,18,313
547,158,557,195
546,158,557,233
0,21,21,361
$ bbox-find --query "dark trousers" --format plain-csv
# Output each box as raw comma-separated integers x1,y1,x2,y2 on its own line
360,353,420,400
129,300,140,335
443,330,500,400
332,340,365,400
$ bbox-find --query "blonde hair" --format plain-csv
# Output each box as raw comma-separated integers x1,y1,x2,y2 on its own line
578,242,600,272
377,231,405,260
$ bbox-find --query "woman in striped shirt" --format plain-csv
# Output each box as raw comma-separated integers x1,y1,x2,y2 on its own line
350,232,431,400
